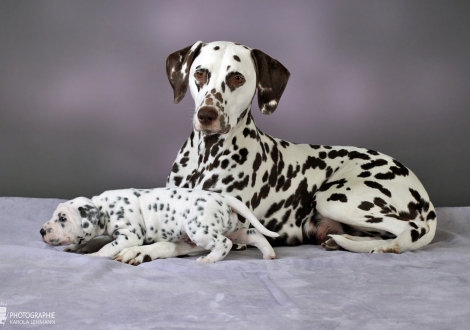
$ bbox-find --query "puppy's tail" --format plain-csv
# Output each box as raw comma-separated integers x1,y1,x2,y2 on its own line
224,195,280,238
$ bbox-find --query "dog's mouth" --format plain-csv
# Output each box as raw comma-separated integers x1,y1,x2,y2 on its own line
195,125,231,136
44,237,62,246
195,125,232,136
200,128,220,135
42,233,75,246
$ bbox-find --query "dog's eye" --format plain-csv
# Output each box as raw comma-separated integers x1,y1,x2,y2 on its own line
59,216,67,222
194,70,207,84
226,72,246,90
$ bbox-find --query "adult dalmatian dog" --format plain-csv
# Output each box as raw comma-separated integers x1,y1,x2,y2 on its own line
115,41,437,265
40,187,278,264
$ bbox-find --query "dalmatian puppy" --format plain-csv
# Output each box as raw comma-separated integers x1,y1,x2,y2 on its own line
115,41,437,265
40,187,279,264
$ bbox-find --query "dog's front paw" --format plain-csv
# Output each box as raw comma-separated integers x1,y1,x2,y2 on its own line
370,243,400,254
321,237,341,251
113,247,152,266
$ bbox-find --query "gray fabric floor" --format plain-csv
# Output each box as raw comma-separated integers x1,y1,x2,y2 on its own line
1,197,469,329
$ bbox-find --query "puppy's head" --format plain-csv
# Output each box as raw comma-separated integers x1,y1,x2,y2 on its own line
40,197,100,246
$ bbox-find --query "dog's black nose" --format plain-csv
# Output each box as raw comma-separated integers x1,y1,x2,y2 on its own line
198,107,218,126
40,228,46,237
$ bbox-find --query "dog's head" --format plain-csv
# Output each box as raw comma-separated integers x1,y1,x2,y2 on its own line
166,41,290,135
40,197,100,246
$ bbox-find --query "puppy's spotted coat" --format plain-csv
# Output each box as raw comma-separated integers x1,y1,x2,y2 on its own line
40,188,278,264
116,41,437,264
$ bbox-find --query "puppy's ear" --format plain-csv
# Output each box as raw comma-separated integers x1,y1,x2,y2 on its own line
251,49,290,115
166,41,204,104
78,204,99,235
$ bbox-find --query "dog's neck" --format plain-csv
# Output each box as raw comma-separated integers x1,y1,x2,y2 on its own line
89,197,111,237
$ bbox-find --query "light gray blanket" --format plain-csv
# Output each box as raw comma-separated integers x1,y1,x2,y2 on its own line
1,197,469,329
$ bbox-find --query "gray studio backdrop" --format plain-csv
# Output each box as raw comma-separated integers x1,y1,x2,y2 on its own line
0,0,469,206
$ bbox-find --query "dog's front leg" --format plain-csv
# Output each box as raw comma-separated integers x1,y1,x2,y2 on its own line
113,241,206,265
88,230,143,258
65,236,113,254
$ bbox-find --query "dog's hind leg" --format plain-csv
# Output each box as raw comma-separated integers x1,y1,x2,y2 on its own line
196,234,233,263
228,228,276,260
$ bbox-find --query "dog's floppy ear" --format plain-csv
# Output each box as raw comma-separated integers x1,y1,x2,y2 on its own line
78,204,99,235
166,41,204,104
251,49,290,115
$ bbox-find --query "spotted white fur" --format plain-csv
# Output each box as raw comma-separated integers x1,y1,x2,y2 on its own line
41,187,278,264
115,41,437,264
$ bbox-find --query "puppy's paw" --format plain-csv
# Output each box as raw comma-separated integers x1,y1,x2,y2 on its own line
113,247,152,266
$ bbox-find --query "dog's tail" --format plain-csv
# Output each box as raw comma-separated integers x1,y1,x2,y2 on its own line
329,204,437,253
224,195,280,238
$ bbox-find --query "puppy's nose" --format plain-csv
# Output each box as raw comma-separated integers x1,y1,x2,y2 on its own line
40,228,46,237
197,107,218,126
